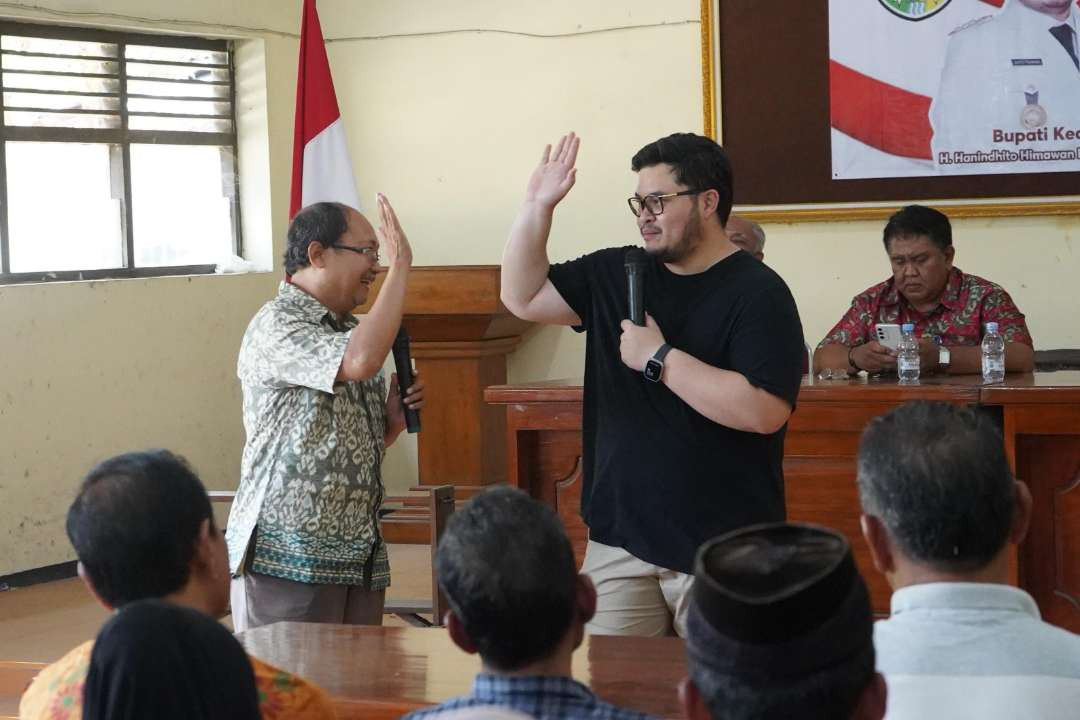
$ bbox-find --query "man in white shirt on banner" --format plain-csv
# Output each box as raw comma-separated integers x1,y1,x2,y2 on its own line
931,0,1080,175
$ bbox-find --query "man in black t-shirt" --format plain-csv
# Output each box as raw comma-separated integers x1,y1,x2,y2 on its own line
500,132,805,637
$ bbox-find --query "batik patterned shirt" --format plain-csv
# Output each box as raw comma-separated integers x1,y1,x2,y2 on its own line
19,639,338,720
226,281,389,588
819,267,1033,349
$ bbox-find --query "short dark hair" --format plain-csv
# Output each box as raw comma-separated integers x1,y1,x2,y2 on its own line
284,201,350,274
631,133,734,225
857,401,1014,573
66,450,214,607
435,486,577,671
882,205,952,252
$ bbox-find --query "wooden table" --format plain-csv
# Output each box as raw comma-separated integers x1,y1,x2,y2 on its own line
484,372,1080,631
0,661,46,720
236,623,686,720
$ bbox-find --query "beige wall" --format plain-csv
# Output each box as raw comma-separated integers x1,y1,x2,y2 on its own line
0,0,299,575
4,0,1078,573
324,0,1079,378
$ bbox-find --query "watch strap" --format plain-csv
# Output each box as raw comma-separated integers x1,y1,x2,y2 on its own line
652,343,673,363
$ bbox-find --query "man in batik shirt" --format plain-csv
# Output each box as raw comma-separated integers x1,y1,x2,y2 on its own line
814,205,1033,376
226,197,425,629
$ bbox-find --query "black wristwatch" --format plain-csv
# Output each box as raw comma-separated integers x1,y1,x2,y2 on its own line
644,343,673,383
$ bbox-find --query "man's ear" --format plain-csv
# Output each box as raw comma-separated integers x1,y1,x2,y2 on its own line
191,518,223,578
1010,480,1033,546
77,561,114,612
860,514,895,576
943,244,956,266
853,672,888,720
446,610,478,655
679,676,712,720
576,574,597,625
700,188,720,217
307,241,328,269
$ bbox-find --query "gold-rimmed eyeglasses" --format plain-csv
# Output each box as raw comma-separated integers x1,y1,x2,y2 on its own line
627,189,703,217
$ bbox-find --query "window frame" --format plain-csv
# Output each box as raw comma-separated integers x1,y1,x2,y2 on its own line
0,20,241,285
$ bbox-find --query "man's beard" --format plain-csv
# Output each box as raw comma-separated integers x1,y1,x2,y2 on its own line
645,206,702,264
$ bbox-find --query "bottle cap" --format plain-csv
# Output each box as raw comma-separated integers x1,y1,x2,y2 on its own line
986,322,999,333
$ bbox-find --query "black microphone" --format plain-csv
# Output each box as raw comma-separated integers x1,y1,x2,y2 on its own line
625,248,647,326
392,327,421,434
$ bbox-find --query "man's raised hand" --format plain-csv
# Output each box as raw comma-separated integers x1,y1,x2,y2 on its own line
525,132,580,210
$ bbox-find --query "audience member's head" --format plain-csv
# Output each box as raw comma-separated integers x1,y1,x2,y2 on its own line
65,449,229,617
84,599,260,720
881,205,955,308
681,523,885,720
436,486,594,673
857,401,1031,587
725,215,765,261
631,133,734,226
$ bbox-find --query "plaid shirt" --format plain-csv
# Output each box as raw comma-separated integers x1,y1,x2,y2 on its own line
819,267,1033,349
403,674,656,720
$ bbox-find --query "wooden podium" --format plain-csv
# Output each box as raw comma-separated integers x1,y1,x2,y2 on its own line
355,266,532,497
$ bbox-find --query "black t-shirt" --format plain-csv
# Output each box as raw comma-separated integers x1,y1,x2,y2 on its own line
548,247,804,573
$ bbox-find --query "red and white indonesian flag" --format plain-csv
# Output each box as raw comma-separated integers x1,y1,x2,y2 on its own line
829,0,1005,179
290,0,360,218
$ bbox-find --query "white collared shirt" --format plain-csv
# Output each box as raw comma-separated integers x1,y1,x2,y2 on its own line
875,583,1080,720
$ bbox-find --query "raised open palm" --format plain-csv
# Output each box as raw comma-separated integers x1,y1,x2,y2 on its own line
525,132,580,208
376,193,412,269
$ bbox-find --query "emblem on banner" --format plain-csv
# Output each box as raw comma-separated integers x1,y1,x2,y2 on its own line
1020,86,1048,129
878,0,952,20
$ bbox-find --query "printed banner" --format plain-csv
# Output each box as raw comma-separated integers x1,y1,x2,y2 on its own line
830,0,1080,178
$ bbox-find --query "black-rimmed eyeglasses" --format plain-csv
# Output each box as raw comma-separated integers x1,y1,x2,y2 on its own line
330,244,378,259
627,189,703,217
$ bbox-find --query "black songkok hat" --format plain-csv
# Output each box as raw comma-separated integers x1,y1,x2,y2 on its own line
687,522,873,680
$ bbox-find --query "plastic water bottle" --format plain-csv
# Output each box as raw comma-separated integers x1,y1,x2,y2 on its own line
897,323,920,384
982,322,1006,383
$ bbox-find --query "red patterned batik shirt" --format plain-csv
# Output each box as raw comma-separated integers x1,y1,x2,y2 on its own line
818,268,1033,349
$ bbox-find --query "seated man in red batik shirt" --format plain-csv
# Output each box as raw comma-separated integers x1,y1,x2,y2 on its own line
814,205,1033,376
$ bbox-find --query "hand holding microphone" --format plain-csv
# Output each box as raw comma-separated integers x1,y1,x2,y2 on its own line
391,327,422,434
624,247,647,326
619,248,668,372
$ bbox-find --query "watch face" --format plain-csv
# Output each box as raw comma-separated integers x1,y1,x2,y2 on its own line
644,358,663,382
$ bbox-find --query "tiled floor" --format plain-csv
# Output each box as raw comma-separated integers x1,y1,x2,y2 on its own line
0,544,433,662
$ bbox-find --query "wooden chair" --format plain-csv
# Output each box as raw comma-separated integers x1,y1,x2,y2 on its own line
380,485,455,627
208,490,236,507
0,660,46,720
1034,349,1080,371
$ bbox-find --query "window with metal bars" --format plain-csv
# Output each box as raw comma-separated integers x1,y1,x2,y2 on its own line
0,21,240,284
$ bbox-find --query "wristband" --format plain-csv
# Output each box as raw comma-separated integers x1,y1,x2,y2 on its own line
848,345,863,373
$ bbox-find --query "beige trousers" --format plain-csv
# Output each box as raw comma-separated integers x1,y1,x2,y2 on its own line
581,539,693,638
230,571,385,632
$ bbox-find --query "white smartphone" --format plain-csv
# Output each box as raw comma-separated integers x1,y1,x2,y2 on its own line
874,323,902,351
